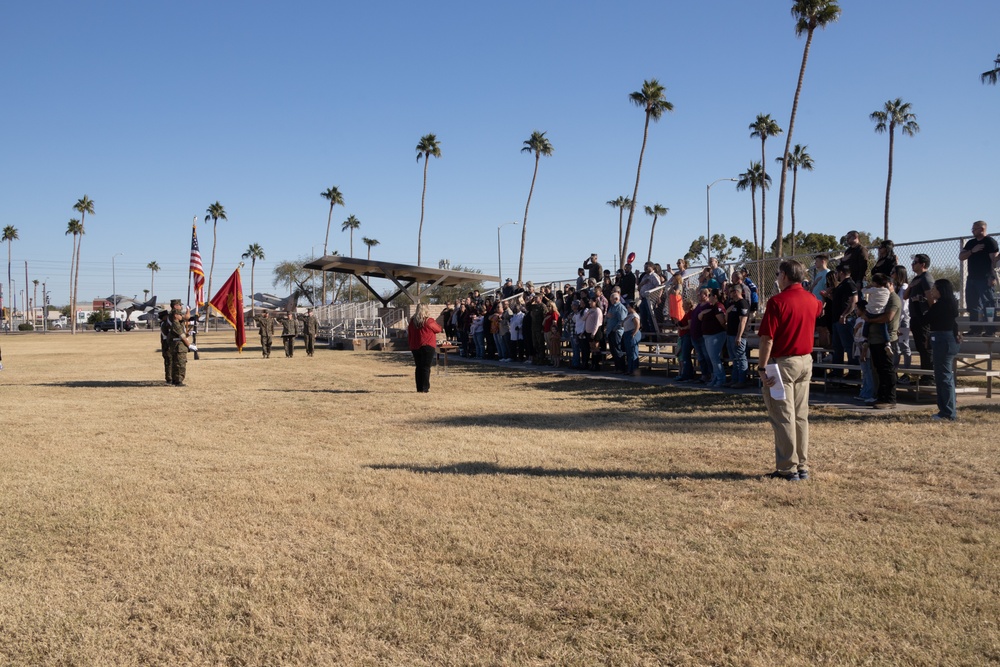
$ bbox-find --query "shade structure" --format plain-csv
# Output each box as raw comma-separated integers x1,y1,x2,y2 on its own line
302,256,498,306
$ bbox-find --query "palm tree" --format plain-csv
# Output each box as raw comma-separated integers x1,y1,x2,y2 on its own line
607,196,632,262
72,195,95,334
775,145,814,255
65,218,82,330
146,261,160,297
341,215,362,301
644,204,668,263
775,0,841,258
3,226,18,325
320,186,344,304
982,54,1000,85
518,130,554,283
341,215,361,257
362,237,380,260
871,98,919,240
624,79,673,270
242,243,265,319
736,162,771,264
0,225,17,314
749,114,782,259
203,201,227,315
415,133,441,266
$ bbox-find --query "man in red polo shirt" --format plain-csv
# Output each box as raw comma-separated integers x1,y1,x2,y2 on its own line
758,260,824,481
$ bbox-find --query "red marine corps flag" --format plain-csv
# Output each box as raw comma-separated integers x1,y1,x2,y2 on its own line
190,224,205,306
209,268,246,351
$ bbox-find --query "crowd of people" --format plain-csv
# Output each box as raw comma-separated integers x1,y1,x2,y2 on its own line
431,226,992,422
433,252,761,385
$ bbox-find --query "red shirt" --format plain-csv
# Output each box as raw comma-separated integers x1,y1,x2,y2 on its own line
758,283,823,358
408,317,442,350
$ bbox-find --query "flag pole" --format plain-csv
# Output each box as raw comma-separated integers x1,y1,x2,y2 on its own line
187,216,200,360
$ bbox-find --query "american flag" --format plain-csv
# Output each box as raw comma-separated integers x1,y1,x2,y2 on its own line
190,225,205,306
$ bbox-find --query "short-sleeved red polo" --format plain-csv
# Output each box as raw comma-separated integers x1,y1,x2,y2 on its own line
758,283,823,357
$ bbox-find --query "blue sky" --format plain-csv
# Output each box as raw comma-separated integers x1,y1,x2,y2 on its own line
2,0,996,308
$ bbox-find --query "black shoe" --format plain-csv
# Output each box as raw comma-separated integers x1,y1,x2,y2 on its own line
173,382,185,387
797,470,810,481
765,470,799,481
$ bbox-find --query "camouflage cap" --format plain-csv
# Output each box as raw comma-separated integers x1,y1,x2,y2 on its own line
170,299,182,307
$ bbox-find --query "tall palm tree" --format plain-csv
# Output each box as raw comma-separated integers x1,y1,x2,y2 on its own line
518,130,554,283
644,204,668,263
749,114,782,259
341,215,361,301
415,133,441,266
736,162,771,264
320,186,344,304
362,237,380,260
203,201,227,315
775,144,814,255
3,226,18,325
871,98,919,240
242,243,265,319
775,0,841,258
146,261,160,298
65,218,82,330
607,196,632,263
341,214,361,257
624,79,673,270
72,196,95,334
982,54,1000,85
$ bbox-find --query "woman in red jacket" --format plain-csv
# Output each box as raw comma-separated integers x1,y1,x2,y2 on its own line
408,304,443,393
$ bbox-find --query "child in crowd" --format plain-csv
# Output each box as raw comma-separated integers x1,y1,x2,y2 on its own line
861,281,892,354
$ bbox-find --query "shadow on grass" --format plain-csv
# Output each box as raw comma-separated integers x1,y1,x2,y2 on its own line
259,388,374,394
368,460,756,482
34,380,168,388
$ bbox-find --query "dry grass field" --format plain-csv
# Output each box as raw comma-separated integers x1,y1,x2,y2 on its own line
0,329,998,666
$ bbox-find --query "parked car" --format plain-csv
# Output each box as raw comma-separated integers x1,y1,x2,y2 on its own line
94,318,135,332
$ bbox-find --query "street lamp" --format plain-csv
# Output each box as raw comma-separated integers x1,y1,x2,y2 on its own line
706,177,738,264
497,221,518,289
112,252,124,332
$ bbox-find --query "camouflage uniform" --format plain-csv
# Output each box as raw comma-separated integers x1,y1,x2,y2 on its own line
159,311,172,383
169,313,193,385
255,312,275,358
301,311,319,356
280,313,300,357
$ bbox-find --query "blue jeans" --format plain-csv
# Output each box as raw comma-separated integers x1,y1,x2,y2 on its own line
622,331,640,372
692,336,710,381
727,335,747,384
570,335,581,368
607,329,625,371
703,331,727,385
931,331,960,419
859,354,875,400
965,278,995,334
473,330,485,358
677,333,694,379
832,320,857,367
494,332,509,360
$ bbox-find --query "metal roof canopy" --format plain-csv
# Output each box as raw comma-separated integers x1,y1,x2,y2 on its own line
302,256,498,306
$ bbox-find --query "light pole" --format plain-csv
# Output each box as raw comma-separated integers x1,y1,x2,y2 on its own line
42,279,47,333
706,177,738,264
497,221,518,289
112,252,124,332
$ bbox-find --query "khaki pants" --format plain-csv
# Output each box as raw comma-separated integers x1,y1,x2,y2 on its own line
761,354,812,474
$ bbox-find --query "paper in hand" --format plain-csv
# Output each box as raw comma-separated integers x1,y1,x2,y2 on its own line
765,363,785,400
